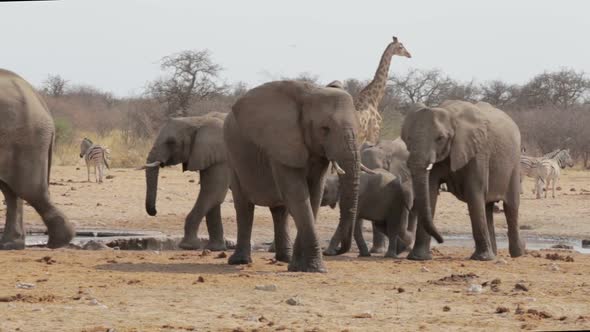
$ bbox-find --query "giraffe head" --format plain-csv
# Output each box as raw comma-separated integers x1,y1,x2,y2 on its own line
391,36,412,58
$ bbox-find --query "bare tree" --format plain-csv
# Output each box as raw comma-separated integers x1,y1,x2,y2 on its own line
146,49,226,117
41,74,68,97
389,68,458,110
446,80,481,102
518,68,590,109
281,72,320,85
480,80,520,108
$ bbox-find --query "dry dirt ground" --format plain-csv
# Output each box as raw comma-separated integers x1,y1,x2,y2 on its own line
1,166,590,331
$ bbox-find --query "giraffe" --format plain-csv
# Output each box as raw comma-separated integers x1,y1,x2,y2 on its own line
355,36,411,144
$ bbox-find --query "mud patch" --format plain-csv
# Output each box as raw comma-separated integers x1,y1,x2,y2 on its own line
429,273,479,285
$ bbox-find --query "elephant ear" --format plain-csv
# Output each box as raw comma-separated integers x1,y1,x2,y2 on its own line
232,82,309,168
185,120,227,171
449,102,488,172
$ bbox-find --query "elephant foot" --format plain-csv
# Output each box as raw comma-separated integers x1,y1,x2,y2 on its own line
358,250,371,257
0,238,25,250
407,247,432,261
268,241,276,253
384,251,399,259
370,245,386,254
179,237,202,250
288,256,326,273
46,221,75,249
322,247,339,256
396,241,410,255
509,240,526,258
275,249,292,263
228,251,252,265
205,239,227,251
470,250,495,261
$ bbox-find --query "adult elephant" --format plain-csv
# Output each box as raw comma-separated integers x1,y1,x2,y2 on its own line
401,100,525,261
360,138,415,253
224,80,361,272
140,112,229,251
0,69,74,249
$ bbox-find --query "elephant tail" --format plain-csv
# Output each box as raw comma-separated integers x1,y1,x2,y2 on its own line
47,132,54,186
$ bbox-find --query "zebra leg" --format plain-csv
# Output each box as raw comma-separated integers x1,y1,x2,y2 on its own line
98,164,103,183
552,178,556,198
86,163,91,182
0,181,25,250
485,202,497,255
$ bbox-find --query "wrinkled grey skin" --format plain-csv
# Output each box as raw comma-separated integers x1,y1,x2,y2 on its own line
224,81,361,272
402,100,525,261
360,138,416,253
144,112,229,251
0,69,75,249
321,170,413,258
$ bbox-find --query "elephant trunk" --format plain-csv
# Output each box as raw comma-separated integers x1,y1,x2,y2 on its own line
411,167,444,243
333,128,360,255
145,151,160,216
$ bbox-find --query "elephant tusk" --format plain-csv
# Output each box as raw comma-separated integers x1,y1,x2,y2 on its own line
426,163,433,171
332,161,346,175
135,161,162,170
360,164,376,174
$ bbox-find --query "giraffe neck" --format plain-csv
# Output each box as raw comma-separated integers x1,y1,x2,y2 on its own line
355,42,396,111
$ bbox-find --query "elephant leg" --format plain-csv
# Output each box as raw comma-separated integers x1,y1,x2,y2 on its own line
485,202,497,255
355,218,371,257
179,196,209,250
393,208,413,256
272,164,325,273
408,179,439,261
270,206,292,262
504,171,525,258
181,165,229,250
370,221,387,254
23,189,74,249
204,205,226,251
384,217,400,259
467,192,495,261
0,182,25,250
228,176,254,265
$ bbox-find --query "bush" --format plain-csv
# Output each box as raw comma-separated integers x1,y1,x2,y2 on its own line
54,117,74,145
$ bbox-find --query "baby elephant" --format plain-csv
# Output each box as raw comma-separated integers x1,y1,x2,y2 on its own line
322,169,413,257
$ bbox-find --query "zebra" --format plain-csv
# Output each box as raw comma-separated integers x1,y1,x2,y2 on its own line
79,138,110,183
519,148,562,194
534,149,574,199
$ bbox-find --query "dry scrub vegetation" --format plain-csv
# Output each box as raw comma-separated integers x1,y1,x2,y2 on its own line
40,49,590,168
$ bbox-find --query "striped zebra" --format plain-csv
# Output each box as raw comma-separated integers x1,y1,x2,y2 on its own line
534,149,574,199
519,149,561,194
79,138,110,183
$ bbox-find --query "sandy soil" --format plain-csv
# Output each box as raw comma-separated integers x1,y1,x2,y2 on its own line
1,166,590,331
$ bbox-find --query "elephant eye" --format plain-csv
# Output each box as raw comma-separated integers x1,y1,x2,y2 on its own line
436,135,445,143
320,126,330,136
165,139,175,145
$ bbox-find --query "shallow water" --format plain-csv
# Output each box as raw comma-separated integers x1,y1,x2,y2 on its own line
436,234,590,254
5,229,589,254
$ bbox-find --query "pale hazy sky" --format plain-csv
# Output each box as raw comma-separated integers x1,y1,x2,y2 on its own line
1,0,589,96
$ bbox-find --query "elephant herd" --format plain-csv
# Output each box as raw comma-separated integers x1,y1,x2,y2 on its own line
0,69,526,273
